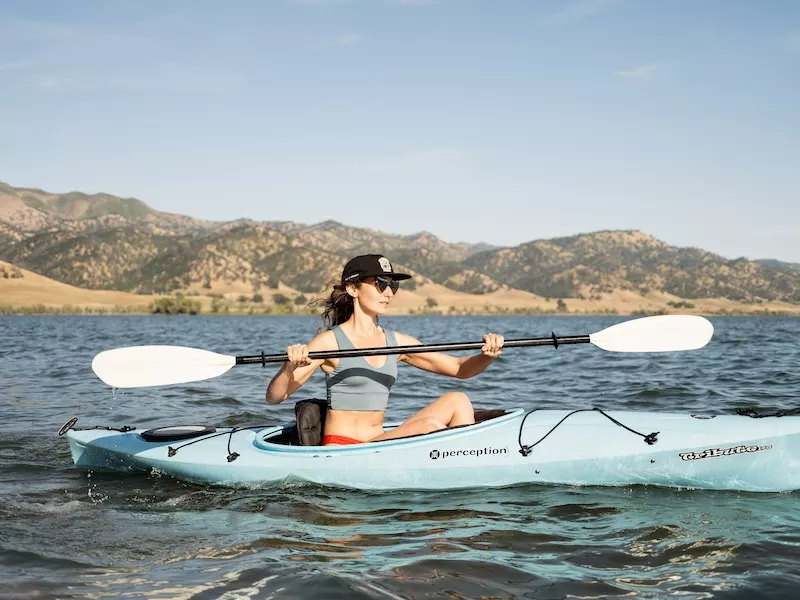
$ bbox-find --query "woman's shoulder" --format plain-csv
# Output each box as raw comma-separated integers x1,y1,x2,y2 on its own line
392,331,421,346
308,329,338,350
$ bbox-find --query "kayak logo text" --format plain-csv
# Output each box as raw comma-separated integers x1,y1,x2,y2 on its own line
678,444,773,461
429,447,508,460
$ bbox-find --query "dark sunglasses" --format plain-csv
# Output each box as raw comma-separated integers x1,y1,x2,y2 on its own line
365,276,399,294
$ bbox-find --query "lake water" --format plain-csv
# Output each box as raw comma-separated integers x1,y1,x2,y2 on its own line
1,315,799,599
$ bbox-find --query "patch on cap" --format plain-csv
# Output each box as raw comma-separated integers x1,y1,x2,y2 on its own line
378,257,392,272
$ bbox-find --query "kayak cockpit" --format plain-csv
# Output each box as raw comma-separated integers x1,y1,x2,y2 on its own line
255,400,517,450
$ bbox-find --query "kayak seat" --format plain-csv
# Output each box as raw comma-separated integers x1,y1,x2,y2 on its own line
474,409,507,423
293,399,328,446
291,399,507,446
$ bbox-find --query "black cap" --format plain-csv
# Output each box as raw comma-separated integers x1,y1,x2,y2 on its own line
341,255,412,284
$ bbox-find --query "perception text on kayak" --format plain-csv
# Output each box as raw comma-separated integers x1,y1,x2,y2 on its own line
678,444,773,461
429,447,508,460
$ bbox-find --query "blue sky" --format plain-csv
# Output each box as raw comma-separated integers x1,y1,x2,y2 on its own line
1,0,798,261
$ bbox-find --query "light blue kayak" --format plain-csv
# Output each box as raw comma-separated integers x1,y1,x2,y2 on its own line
64,408,800,493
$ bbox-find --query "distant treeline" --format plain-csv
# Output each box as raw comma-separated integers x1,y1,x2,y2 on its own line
2,300,797,317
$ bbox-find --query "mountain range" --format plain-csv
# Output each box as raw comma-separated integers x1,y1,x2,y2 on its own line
1,180,799,305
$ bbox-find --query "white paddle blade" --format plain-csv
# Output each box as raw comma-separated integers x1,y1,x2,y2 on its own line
589,315,714,353
91,345,236,388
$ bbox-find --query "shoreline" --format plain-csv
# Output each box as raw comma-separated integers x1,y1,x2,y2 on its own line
1,305,798,317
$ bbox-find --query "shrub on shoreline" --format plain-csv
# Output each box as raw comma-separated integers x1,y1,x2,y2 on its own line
0,304,147,315
150,297,202,315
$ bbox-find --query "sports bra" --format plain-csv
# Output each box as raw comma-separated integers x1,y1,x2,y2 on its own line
325,326,398,411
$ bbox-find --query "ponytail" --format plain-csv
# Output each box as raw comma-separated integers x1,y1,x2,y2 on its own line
315,282,354,330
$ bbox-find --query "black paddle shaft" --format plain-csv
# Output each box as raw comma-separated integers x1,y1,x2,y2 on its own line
235,334,591,366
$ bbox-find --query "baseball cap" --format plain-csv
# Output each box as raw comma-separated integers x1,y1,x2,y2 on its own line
341,255,412,284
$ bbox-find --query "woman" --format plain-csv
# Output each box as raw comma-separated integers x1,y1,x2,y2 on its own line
266,254,504,445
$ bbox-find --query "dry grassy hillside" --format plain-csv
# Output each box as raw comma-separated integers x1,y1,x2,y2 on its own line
2,180,799,315
2,260,798,316
0,260,152,312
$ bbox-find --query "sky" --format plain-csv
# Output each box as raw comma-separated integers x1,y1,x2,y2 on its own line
1,0,799,261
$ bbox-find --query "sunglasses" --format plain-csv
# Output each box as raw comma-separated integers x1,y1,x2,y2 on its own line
365,276,400,294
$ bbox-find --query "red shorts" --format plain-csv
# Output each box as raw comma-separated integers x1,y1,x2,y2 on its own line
322,434,364,446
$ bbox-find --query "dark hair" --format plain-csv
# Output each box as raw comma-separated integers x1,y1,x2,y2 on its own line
314,281,356,330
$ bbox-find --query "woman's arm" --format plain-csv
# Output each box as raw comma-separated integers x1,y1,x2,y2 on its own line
395,332,504,379
265,331,336,404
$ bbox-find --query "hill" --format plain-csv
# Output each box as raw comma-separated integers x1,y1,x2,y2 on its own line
757,259,800,273
0,180,213,239
465,231,800,303
0,260,153,313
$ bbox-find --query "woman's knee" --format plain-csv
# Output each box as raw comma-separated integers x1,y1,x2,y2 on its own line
441,391,472,408
441,392,474,425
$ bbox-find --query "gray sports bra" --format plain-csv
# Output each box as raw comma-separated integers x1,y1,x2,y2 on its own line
325,326,398,411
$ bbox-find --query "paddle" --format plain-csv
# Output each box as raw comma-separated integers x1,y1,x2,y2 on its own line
91,315,713,389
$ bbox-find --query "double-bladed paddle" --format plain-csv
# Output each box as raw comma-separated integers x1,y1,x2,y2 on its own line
91,315,714,389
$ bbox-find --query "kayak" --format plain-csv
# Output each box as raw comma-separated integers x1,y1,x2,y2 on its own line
62,405,800,493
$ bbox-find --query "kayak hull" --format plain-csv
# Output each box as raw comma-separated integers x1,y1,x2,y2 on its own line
66,408,800,492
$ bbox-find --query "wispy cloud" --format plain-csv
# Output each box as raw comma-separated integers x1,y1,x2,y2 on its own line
537,0,621,24
0,17,158,61
352,148,468,175
28,62,244,95
0,17,245,95
401,148,467,169
108,61,246,95
285,0,431,6
0,18,77,44
35,74,74,89
613,63,659,80
287,0,353,6
0,59,33,72
336,33,363,46
778,30,800,53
